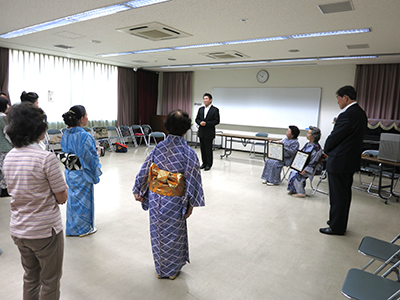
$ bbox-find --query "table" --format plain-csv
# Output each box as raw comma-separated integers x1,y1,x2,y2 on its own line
357,154,400,204
216,132,280,161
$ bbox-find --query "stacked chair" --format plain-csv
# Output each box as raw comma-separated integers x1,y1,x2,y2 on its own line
341,234,400,299
129,125,146,147
45,129,63,153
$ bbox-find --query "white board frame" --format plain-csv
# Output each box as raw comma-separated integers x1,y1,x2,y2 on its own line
211,87,321,130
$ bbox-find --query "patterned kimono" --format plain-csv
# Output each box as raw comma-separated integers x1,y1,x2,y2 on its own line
133,135,205,277
61,127,102,236
287,142,322,195
261,138,299,184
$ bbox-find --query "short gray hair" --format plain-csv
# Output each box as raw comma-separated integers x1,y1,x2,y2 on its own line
309,126,321,143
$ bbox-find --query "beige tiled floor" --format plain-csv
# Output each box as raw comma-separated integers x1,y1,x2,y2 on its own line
1,144,400,300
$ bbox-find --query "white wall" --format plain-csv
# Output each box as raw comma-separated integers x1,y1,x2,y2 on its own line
191,64,356,147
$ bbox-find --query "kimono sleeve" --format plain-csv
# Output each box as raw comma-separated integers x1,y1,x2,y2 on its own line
184,150,205,209
80,134,102,184
132,151,153,210
304,145,322,176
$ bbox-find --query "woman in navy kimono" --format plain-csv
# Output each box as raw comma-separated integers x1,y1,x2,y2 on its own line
61,105,102,237
133,110,205,280
287,126,323,197
261,125,300,185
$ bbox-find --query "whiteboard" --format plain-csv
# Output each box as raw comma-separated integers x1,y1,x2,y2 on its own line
212,87,321,129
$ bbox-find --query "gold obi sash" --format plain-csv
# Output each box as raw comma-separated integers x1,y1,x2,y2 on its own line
148,163,185,196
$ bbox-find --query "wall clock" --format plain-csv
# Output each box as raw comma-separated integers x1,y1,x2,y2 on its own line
257,70,269,83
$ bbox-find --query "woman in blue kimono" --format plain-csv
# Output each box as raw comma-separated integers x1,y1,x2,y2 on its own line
61,105,102,237
261,125,300,185
287,126,323,197
133,110,205,280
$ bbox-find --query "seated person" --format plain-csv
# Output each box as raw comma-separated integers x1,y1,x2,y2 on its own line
287,126,323,197
261,125,300,185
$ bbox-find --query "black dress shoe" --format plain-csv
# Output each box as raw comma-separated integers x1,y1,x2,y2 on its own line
319,227,345,236
204,166,211,171
200,164,206,169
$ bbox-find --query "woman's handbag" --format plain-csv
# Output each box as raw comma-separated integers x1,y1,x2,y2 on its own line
57,153,83,171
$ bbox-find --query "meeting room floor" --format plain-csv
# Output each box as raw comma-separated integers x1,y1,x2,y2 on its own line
1,143,399,300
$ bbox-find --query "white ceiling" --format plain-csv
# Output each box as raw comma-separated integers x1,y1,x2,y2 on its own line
1,0,399,72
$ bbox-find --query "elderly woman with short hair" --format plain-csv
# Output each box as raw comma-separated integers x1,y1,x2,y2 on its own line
287,126,323,198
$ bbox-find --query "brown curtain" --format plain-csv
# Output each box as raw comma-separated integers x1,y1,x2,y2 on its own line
354,64,400,121
117,67,137,126
0,47,10,102
161,71,193,116
137,69,158,125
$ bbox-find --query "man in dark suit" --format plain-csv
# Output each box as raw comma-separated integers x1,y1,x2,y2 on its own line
195,93,220,171
320,85,367,235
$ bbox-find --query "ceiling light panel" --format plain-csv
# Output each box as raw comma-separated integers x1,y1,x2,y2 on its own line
124,0,171,8
289,28,370,39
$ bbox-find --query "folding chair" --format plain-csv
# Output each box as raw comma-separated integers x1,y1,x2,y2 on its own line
148,132,166,147
129,125,145,147
191,124,199,148
359,234,400,281
249,132,269,159
93,126,110,151
118,125,131,144
45,129,63,153
341,265,400,300
280,166,291,183
141,124,152,146
310,153,329,196
106,126,124,151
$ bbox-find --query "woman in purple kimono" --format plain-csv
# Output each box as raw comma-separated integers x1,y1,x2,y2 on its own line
61,105,102,237
287,126,323,197
133,110,205,280
261,125,300,185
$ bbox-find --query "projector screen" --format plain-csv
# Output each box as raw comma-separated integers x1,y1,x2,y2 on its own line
211,87,321,129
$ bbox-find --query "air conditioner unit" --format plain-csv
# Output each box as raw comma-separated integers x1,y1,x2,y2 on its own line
117,22,191,41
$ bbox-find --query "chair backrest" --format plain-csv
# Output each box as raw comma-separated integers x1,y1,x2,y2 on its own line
363,150,379,157
47,129,62,135
141,124,152,135
119,125,130,137
256,132,269,137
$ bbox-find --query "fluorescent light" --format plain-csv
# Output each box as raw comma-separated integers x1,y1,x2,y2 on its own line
226,61,269,65
173,43,224,50
124,0,171,8
133,48,172,54
98,52,134,57
191,63,227,67
160,65,191,69
0,4,131,39
270,58,318,63
224,36,286,45
67,4,130,22
289,28,371,39
319,55,377,60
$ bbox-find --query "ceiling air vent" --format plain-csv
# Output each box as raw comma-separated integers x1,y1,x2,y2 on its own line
200,51,250,60
54,44,74,49
347,44,369,49
318,1,354,14
117,22,191,41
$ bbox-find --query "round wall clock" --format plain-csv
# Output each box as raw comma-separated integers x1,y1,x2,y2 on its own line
257,70,269,83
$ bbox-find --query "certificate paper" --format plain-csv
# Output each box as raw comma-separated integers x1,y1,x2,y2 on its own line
291,150,310,172
267,142,284,161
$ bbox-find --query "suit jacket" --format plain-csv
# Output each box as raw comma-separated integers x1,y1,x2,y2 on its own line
324,103,367,174
195,105,220,139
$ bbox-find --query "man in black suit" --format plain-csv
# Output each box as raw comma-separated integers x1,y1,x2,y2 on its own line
320,85,367,235
195,93,220,171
